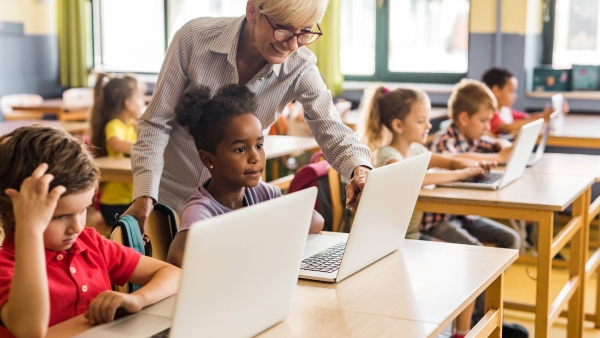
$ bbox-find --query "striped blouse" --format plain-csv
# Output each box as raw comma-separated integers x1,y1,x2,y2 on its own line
131,16,371,213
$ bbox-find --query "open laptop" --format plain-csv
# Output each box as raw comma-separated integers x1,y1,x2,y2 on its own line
437,118,544,190
299,152,431,283
75,187,318,338
527,109,561,167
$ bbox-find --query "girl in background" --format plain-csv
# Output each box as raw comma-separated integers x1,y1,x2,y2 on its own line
358,86,489,338
90,74,145,225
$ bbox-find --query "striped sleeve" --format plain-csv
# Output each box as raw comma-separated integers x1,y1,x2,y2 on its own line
294,62,371,180
130,22,192,201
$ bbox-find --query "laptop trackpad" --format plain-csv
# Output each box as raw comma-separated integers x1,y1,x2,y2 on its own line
100,313,170,337
302,234,346,259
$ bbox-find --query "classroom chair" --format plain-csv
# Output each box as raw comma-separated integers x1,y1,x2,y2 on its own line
110,204,179,293
0,94,44,121
288,154,348,233
60,88,93,121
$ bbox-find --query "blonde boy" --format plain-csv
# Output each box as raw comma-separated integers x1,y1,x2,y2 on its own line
423,79,520,248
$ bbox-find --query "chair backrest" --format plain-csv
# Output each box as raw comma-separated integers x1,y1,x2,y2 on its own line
0,94,43,114
110,204,179,293
145,204,179,262
62,88,94,107
288,159,346,232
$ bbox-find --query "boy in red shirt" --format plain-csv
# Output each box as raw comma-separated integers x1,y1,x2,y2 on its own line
482,67,567,136
0,126,180,337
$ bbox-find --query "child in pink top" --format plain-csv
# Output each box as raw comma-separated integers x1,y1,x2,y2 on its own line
166,84,324,267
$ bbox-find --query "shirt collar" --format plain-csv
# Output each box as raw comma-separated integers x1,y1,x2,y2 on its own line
2,236,88,263
208,16,281,77
448,123,478,151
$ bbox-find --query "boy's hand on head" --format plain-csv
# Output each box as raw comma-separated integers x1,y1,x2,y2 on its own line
84,290,143,325
4,163,66,234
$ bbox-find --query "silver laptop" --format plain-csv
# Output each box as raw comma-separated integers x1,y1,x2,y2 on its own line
526,110,560,167
75,187,318,338
299,152,431,283
438,118,544,190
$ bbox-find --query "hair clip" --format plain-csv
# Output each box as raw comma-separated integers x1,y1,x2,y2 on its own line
382,87,390,94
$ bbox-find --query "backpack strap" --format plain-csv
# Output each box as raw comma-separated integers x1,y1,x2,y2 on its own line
111,215,144,292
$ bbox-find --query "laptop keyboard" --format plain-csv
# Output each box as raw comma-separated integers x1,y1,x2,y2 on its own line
464,172,503,184
300,242,346,273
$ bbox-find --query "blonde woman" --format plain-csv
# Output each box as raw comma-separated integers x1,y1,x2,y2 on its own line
127,0,372,235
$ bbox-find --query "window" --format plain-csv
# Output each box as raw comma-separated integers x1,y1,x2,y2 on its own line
91,0,248,73
167,0,246,42
91,0,469,81
550,0,600,67
341,0,469,83
92,0,166,73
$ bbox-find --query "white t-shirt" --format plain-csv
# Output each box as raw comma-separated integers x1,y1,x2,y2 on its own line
374,143,430,239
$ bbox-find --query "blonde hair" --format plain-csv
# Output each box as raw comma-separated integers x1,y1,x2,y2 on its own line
358,85,430,155
254,0,328,26
448,79,497,121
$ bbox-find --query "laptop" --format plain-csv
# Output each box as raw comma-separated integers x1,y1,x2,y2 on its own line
299,152,431,283
437,118,544,190
527,109,561,167
75,187,318,338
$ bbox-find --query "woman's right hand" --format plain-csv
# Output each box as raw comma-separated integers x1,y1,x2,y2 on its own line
4,163,66,234
122,196,154,241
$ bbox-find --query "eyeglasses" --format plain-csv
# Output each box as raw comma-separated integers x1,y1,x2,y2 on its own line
261,14,323,45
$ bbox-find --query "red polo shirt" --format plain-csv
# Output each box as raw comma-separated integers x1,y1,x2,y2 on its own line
0,228,140,336
490,108,528,135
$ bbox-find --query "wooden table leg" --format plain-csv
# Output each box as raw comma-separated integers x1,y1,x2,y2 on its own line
568,189,587,338
535,211,553,338
467,273,504,338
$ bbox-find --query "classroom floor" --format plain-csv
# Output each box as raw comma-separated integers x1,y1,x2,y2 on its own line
503,261,600,338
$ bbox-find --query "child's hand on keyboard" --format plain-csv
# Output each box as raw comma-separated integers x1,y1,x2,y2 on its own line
458,167,487,181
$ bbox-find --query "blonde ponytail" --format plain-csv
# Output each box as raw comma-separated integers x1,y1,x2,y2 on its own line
358,86,391,158
357,85,431,160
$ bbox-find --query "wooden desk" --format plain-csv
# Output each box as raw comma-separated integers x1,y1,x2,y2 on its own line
47,240,517,338
94,157,133,183
0,120,89,136
415,172,594,338
545,114,600,149
94,136,320,184
12,98,90,122
528,153,600,327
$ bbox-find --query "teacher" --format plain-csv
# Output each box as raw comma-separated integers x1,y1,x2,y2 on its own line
127,0,372,233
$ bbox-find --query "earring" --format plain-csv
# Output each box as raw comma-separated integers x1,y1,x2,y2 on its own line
250,20,255,24
209,165,214,169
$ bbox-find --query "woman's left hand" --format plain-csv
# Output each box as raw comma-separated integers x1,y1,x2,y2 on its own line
345,166,370,212
84,290,143,325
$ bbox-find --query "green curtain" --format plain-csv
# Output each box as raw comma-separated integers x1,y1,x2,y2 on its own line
308,0,343,97
57,0,87,87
